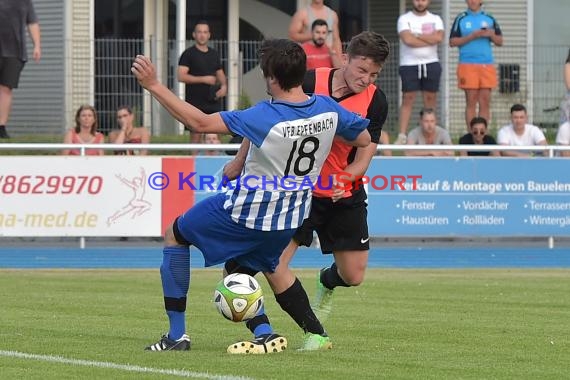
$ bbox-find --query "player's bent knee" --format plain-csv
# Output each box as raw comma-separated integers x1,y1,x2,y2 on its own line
338,266,366,286
165,216,192,247
164,223,186,246
344,273,365,287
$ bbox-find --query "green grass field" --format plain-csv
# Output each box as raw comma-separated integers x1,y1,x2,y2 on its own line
1,269,568,380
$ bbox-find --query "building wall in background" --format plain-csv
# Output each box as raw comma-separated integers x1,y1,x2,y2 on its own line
11,0,66,135
67,0,95,131
533,0,570,128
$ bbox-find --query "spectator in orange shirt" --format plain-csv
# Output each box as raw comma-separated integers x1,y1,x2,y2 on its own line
302,19,341,70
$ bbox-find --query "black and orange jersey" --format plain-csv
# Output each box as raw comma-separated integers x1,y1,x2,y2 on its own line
303,68,388,200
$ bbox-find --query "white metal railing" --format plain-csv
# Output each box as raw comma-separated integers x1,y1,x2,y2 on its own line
1,143,570,156
0,143,240,154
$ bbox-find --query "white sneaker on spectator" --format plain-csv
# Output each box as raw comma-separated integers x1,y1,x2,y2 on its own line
395,133,407,145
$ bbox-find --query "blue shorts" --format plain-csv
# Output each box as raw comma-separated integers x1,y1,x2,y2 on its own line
399,62,442,93
174,193,296,273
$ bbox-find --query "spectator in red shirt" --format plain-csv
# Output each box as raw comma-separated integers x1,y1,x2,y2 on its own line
301,19,341,70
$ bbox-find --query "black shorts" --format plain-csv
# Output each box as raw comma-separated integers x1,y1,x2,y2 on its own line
0,57,25,89
293,197,369,254
399,62,441,93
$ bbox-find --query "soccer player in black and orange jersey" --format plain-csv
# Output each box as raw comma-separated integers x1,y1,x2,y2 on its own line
225,32,389,352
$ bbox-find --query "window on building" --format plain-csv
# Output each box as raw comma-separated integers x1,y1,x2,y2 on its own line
95,0,144,38
94,0,144,133
336,0,368,41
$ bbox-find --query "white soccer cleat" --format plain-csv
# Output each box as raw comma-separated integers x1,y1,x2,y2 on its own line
227,333,287,354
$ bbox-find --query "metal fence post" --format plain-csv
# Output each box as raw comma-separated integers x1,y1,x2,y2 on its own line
548,146,555,249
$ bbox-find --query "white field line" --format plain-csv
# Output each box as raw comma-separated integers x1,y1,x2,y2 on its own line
0,350,256,380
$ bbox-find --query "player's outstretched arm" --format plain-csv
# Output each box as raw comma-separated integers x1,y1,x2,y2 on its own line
132,55,229,134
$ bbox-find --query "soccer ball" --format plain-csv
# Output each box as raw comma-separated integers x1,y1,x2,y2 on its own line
213,273,264,322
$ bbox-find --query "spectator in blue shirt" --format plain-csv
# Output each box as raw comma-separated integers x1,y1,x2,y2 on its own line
450,0,503,131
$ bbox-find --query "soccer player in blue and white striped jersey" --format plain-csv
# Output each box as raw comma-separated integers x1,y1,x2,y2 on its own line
132,39,371,352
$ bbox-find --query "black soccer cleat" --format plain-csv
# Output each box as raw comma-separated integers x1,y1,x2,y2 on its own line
145,333,191,351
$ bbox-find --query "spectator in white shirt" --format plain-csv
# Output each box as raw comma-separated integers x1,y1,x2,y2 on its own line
497,103,546,157
395,0,444,145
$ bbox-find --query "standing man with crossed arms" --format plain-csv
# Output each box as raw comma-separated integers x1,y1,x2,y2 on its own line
395,0,444,145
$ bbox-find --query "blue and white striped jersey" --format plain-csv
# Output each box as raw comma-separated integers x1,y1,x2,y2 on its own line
219,94,369,231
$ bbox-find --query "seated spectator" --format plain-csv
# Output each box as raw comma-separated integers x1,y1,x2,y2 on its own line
62,105,104,155
377,130,392,156
203,133,221,156
459,116,499,156
555,121,570,157
405,108,453,156
301,19,341,69
109,105,150,155
497,103,546,157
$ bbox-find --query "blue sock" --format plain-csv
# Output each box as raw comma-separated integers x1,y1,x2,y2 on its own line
252,306,273,337
166,310,185,340
160,246,190,340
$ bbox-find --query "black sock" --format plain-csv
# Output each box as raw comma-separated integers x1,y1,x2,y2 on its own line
321,262,349,290
275,278,325,335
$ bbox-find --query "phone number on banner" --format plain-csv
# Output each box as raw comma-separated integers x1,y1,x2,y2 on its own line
0,175,103,195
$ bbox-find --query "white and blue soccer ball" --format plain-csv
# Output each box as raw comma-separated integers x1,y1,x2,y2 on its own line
213,273,264,322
